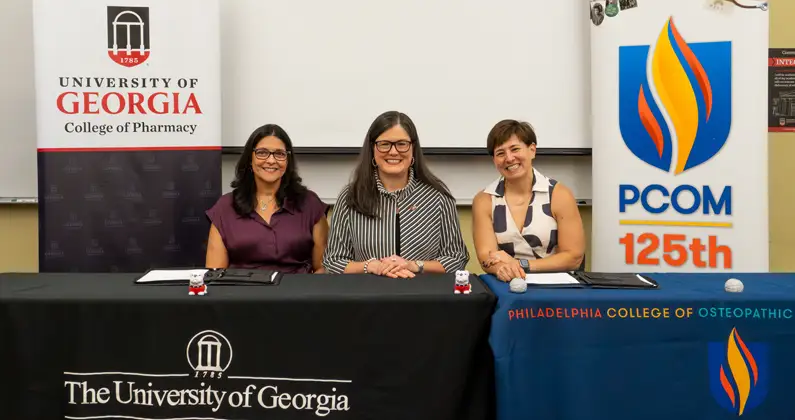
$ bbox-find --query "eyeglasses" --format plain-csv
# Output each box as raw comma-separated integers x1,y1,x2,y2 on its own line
253,148,290,161
374,140,412,153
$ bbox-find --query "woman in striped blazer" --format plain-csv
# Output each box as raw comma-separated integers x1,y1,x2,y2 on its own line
322,111,469,278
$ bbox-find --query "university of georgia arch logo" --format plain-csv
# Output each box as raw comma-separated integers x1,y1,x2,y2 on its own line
106,6,150,67
186,330,233,379
708,328,769,416
618,16,732,175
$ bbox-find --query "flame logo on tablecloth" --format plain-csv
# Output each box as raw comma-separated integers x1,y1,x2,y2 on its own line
708,327,768,415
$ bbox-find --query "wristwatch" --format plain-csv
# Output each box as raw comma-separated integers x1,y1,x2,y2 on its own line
415,260,424,274
518,259,530,273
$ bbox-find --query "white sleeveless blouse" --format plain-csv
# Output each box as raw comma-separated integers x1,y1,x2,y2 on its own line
483,168,559,260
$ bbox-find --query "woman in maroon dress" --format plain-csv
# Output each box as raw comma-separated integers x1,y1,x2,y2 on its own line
204,124,329,273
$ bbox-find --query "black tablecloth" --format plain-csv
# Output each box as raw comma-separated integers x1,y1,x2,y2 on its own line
0,272,496,420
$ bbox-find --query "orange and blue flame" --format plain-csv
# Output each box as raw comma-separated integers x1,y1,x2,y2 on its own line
708,328,768,415
618,17,731,174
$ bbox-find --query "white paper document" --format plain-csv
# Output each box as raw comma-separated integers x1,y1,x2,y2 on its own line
136,269,208,283
525,272,581,285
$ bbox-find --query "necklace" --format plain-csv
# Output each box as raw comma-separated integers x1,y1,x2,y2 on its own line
258,196,275,211
507,192,533,206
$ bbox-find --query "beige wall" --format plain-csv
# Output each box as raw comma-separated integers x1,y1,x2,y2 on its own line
1,1,793,273
0,204,38,272
766,0,795,271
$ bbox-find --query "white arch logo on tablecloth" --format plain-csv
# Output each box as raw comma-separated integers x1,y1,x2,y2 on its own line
186,330,233,377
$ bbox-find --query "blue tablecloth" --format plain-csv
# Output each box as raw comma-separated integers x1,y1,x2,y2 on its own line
481,273,795,420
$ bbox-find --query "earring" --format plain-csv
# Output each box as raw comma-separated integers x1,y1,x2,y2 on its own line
372,158,377,167
411,157,415,166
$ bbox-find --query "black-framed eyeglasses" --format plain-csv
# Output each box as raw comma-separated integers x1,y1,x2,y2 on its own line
253,148,290,161
374,140,412,153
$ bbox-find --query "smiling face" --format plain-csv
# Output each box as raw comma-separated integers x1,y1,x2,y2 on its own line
492,135,536,180
373,124,413,177
251,135,289,184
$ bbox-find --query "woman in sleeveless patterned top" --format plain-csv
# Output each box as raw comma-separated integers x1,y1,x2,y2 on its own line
472,119,585,282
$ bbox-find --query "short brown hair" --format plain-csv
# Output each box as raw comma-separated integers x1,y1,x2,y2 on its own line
486,119,537,155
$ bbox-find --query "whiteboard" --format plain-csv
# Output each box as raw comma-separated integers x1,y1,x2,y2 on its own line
220,0,591,150
0,0,592,199
0,0,38,199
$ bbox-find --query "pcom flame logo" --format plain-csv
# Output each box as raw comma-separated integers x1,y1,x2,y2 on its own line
618,17,731,174
708,328,769,416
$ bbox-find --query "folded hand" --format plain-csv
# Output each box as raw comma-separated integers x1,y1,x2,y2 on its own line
376,255,415,278
487,251,526,282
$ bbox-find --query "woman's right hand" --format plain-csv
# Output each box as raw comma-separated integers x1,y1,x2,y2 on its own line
494,260,526,282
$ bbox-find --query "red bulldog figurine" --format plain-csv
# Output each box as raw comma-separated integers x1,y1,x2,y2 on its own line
189,272,208,296
454,270,472,294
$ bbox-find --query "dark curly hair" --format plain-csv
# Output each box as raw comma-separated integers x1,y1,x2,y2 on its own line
230,124,308,216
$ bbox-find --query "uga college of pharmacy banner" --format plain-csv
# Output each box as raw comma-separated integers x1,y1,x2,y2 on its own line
589,0,769,272
33,0,222,272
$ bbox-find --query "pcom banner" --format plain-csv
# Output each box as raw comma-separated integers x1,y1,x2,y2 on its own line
589,0,769,272
33,0,222,272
